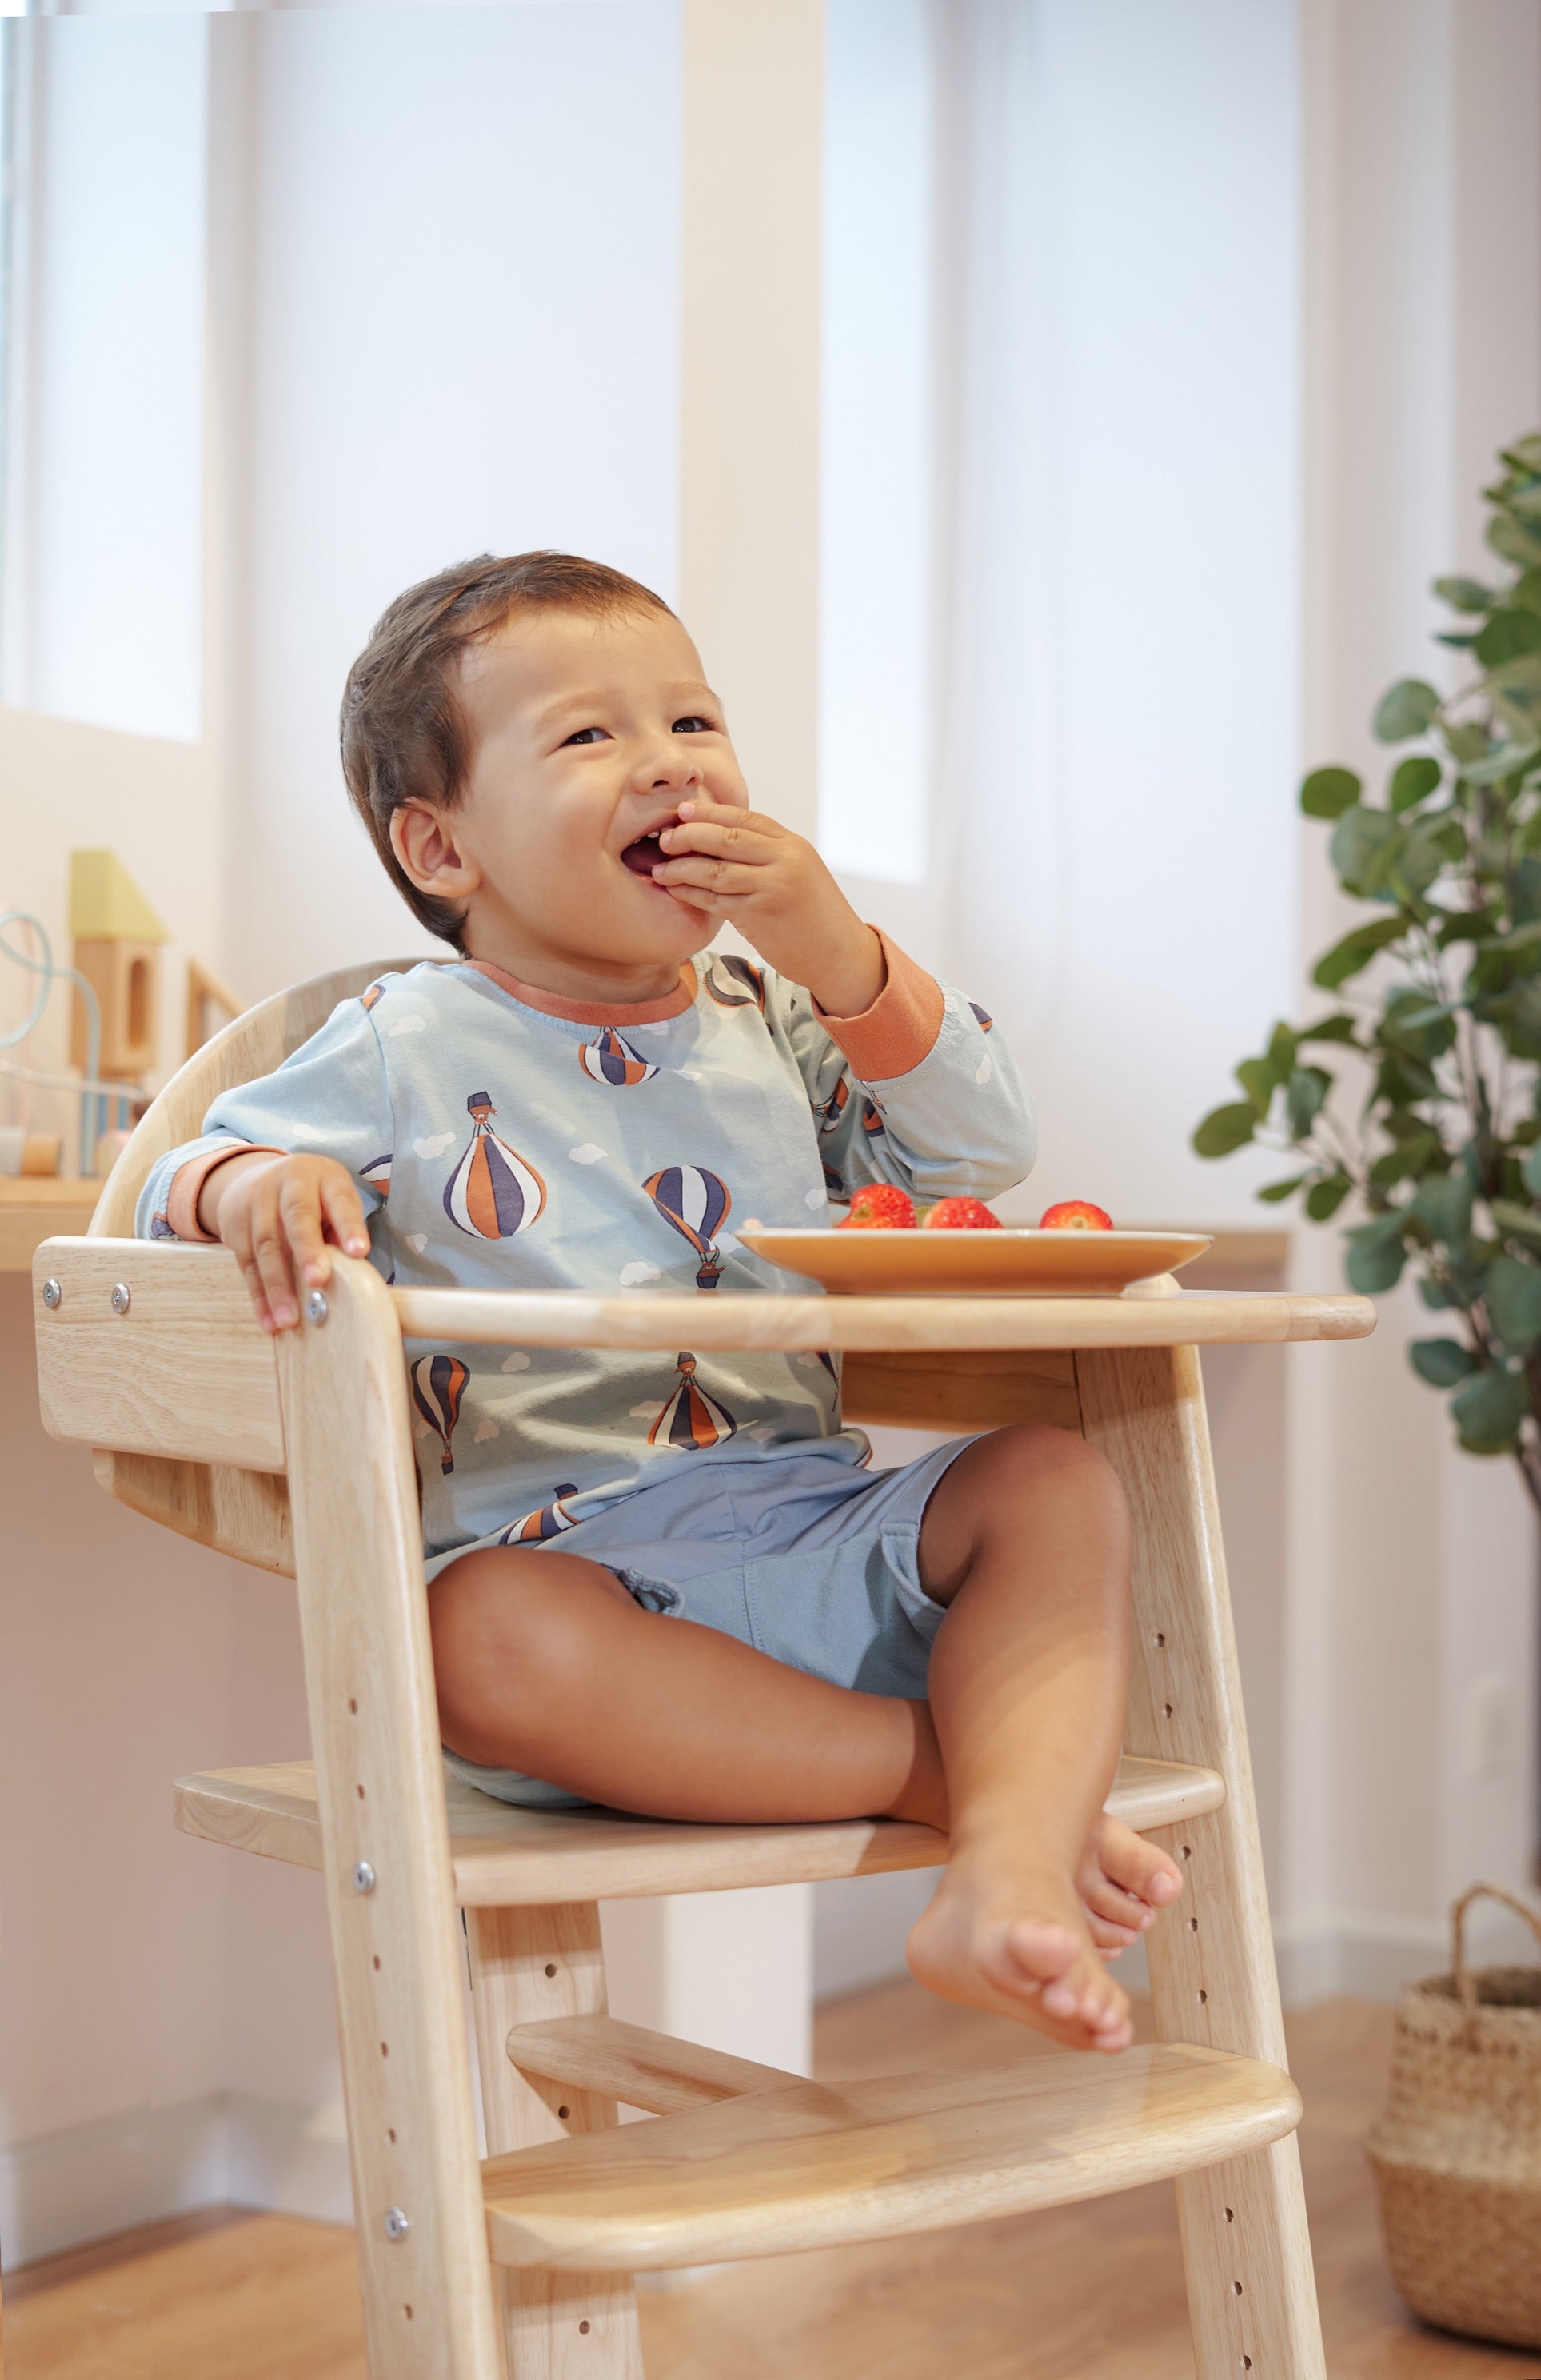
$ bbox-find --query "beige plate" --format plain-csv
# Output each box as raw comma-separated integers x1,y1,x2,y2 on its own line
738,1226,1214,1297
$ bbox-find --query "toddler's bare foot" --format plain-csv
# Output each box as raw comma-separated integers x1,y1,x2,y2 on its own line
907,1855,1134,2053
1078,1813,1184,1952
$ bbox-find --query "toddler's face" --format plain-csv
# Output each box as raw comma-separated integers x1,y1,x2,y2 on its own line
443,604,748,972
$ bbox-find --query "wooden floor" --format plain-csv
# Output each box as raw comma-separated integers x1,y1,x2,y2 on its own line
6,1991,1538,2379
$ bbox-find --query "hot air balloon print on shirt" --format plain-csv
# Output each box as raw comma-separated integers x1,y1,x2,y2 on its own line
498,1482,581,1544
704,954,765,1010
648,1353,737,1451
360,980,388,1014
412,1352,469,1475
579,1029,658,1088
644,1164,732,1290
359,1152,393,1198
816,1077,850,1135
443,1092,547,1239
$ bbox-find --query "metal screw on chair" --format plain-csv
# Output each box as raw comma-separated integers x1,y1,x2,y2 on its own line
385,2206,410,2242
305,1289,329,1325
353,1861,377,1894
42,1279,62,1309
110,1283,131,1315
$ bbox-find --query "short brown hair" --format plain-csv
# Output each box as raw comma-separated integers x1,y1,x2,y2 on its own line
340,551,673,949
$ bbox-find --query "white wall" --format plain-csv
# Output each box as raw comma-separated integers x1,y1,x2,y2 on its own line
224,1,682,1000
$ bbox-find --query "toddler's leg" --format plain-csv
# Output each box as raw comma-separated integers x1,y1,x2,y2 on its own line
429,1549,947,1825
905,1424,1182,2052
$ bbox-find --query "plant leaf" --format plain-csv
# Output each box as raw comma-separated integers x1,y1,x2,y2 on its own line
1373,680,1440,742
1412,1173,1475,1246
1287,1066,1330,1136
1521,1140,1541,1198
1451,1366,1530,1452
1300,765,1361,819
1434,575,1492,613
1329,805,1401,896
1305,1172,1352,1220
1475,609,1541,667
1409,1337,1477,1386
1345,1212,1408,1292
1296,1012,1359,1044
1389,756,1443,812
1483,1253,1541,1357
1256,1175,1307,1204
1192,1102,1257,1159
1311,916,1406,989
1236,1056,1275,1118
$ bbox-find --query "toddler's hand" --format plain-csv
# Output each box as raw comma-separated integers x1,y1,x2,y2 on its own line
199,1151,371,1334
652,797,884,1015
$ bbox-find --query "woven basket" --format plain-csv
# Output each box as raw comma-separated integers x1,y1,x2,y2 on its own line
1366,1881,1541,2349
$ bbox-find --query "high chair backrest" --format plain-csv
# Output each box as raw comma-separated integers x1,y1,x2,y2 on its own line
89,957,423,1573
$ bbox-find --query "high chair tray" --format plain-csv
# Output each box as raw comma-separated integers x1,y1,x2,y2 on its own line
739,1226,1212,1296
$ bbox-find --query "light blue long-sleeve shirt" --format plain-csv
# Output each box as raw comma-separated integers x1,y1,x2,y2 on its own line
138,945,1035,1569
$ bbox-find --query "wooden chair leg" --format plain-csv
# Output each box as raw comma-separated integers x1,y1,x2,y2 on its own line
1077,1344,1327,2380
278,1265,503,2380
465,1903,645,2380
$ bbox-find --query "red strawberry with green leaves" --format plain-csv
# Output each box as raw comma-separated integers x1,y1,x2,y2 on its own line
921,1196,1002,1230
837,1184,917,1230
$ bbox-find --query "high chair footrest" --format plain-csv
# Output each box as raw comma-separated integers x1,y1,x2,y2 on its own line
173,1753,1224,1901
481,2042,1300,2271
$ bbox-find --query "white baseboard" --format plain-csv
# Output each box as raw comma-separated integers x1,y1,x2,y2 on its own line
0,2091,353,2270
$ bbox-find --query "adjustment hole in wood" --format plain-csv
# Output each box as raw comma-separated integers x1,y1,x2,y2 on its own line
348,1699,357,1715
1153,1630,1166,1647
405,2307,413,2322
388,2128,396,2144
545,1963,557,1978
1188,1916,1199,1932
1224,2206,1235,2222
373,1955,381,1971
1163,1702,1174,1717
1180,1843,1192,1859
1241,2360,1252,2371
579,2321,591,2335
381,2041,389,2057
557,2105,570,2120
1232,2282,1244,2297
1197,1989,1208,2005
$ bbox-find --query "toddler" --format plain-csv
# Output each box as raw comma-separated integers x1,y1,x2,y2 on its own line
138,553,1181,2051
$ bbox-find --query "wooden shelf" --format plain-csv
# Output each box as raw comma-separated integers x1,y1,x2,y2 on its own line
0,1178,100,1274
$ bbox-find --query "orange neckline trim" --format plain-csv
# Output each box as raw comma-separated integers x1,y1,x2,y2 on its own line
467,958,697,1026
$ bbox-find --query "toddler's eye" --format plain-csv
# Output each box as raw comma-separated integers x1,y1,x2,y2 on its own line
563,725,609,746
673,715,713,735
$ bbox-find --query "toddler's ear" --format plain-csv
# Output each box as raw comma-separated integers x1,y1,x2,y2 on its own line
391,802,481,900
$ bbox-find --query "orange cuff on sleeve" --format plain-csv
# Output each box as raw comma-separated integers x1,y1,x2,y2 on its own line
815,928,946,1082
166,1144,281,1243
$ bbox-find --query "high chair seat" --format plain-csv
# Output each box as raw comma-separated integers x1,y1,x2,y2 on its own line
174,1752,1225,1903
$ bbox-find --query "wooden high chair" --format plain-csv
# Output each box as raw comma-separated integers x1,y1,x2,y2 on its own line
33,960,1374,2380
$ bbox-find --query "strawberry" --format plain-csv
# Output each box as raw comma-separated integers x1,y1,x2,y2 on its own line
1039,1200,1114,1231
838,1184,916,1230
920,1196,1002,1230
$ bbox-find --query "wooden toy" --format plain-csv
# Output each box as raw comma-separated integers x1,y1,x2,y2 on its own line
32,957,1377,2380
68,849,168,1083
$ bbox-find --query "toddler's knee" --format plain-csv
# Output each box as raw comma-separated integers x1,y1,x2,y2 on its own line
429,1551,602,1742
987,1420,1127,1516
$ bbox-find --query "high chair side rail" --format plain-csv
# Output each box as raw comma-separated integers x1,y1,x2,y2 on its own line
32,1236,1375,1475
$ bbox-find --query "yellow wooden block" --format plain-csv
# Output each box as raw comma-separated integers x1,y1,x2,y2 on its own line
68,849,168,944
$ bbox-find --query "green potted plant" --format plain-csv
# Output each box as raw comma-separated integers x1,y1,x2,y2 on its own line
1194,433,1541,1512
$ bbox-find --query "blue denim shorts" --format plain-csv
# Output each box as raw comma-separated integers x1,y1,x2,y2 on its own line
441,1439,973,1808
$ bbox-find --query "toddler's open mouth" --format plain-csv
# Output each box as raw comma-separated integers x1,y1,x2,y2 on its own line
620,817,680,877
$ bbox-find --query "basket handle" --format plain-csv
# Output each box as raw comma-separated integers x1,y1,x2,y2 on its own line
1450,1880,1541,2009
